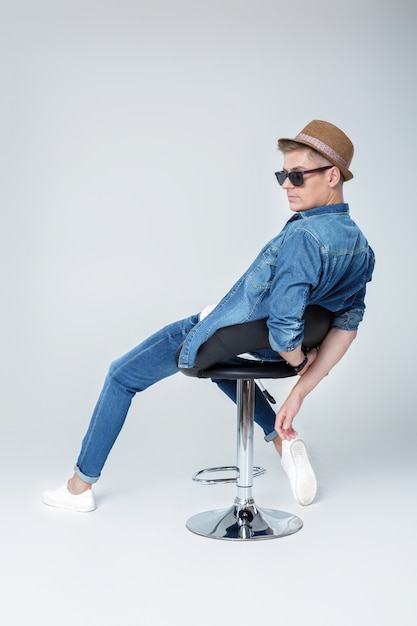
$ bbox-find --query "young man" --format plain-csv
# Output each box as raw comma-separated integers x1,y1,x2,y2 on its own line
43,120,375,512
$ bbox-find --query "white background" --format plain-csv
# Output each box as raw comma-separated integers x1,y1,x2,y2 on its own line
1,1,416,624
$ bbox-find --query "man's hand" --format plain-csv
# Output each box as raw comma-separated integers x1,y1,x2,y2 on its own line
275,392,304,440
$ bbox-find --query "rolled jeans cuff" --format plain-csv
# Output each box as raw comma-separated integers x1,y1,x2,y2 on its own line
264,429,278,442
74,465,100,484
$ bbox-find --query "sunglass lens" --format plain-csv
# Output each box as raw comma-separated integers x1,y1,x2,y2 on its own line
289,172,304,186
275,171,287,186
275,171,305,186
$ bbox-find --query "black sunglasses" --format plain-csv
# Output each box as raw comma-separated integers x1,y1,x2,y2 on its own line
275,165,333,187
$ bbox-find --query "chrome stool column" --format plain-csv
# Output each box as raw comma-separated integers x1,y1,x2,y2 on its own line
186,378,302,541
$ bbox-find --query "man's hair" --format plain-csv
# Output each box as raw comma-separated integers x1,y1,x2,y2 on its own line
278,139,344,183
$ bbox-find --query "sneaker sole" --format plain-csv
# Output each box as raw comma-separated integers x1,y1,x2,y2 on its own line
42,492,96,513
289,439,317,506
43,502,96,512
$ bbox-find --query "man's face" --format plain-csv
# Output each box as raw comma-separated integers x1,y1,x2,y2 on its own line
281,149,334,212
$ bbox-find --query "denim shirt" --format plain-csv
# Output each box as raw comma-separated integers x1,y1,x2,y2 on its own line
178,203,375,369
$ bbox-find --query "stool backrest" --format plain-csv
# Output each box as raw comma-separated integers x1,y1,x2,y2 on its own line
190,305,333,371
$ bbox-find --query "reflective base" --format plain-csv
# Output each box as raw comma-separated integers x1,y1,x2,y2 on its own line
186,498,303,541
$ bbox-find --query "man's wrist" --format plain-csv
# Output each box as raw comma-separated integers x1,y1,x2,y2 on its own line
291,355,308,373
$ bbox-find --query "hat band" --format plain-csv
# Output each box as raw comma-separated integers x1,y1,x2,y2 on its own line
295,132,350,170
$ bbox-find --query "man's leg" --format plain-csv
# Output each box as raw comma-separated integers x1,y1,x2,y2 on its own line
43,315,199,509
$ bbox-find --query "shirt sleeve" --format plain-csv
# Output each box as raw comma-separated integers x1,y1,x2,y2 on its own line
267,229,322,353
331,285,366,331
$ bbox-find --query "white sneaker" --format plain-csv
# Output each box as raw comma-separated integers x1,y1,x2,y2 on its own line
281,438,317,506
42,483,96,512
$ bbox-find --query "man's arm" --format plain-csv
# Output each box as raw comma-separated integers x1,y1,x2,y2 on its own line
275,327,357,440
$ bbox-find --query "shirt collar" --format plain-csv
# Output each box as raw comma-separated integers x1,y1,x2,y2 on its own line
298,203,349,219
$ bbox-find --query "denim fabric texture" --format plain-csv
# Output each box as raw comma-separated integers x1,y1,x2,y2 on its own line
178,203,375,369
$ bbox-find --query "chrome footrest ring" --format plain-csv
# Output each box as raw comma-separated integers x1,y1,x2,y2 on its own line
192,465,266,485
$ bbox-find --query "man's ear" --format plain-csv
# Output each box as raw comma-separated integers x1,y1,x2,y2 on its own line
328,166,342,187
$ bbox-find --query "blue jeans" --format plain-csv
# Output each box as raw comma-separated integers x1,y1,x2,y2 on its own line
75,315,277,483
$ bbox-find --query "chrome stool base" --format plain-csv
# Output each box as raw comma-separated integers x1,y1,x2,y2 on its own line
186,497,303,541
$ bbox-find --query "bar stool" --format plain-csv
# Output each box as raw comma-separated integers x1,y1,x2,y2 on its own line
178,305,333,541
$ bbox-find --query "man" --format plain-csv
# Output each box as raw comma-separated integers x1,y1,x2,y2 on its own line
43,120,375,512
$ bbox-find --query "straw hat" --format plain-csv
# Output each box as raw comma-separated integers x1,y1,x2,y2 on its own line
278,120,354,181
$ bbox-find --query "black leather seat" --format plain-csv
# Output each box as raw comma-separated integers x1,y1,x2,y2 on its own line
179,305,333,380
